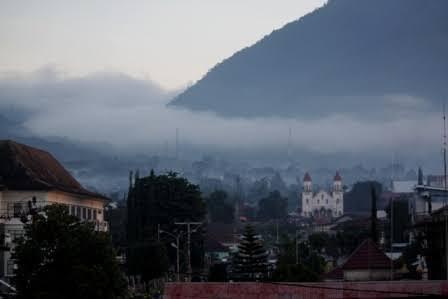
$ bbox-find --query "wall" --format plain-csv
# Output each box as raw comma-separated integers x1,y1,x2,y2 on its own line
344,269,391,282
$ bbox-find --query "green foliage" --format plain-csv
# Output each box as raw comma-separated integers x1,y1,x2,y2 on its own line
345,181,382,213
272,236,322,282
257,191,288,221
206,190,235,224
127,241,169,282
208,263,228,282
308,233,328,253
248,178,270,202
13,205,127,299
307,229,369,260
272,263,319,282
127,171,206,280
232,225,269,281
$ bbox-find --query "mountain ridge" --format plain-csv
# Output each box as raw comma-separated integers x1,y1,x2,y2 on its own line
170,0,448,118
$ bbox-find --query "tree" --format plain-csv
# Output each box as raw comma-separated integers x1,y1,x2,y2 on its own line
208,263,228,282
232,225,268,281
257,191,288,221
13,205,126,299
206,190,235,224
127,170,206,281
344,181,382,213
272,236,321,282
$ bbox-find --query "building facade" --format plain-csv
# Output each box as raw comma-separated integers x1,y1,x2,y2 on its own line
0,140,108,278
301,172,344,218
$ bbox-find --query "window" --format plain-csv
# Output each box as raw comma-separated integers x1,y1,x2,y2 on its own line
93,209,97,220
336,198,340,204
82,208,86,220
306,199,309,204
87,209,92,220
7,259,15,276
70,205,75,215
13,203,22,217
76,206,81,218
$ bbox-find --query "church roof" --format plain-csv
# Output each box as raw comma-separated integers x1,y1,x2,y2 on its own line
303,172,312,182
334,171,342,181
0,140,107,200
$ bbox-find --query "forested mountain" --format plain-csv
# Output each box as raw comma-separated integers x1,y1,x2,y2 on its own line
171,0,448,118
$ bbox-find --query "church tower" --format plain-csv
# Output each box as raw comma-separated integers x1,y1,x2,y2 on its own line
301,172,313,216
333,171,344,216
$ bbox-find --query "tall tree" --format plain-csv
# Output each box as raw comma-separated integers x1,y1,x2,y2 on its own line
257,190,288,221
344,181,382,213
370,184,378,243
232,225,268,281
13,205,126,299
206,190,235,224
272,236,321,282
127,170,206,281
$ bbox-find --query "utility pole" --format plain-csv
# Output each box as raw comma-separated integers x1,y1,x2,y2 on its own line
287,127,292,163
175,222,202,280
443,102,448,279
390,197,394,281
159,228,182,282
295,230,299,265
175,128,179,160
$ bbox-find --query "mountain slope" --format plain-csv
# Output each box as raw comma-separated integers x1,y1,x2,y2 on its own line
170,0,448,118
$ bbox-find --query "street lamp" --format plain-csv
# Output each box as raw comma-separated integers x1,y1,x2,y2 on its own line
159,229,182,282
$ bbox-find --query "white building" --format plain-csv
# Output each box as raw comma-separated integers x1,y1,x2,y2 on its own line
301,172,344,218
0,140,108,278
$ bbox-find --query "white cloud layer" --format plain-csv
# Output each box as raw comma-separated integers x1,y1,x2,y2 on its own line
0,69,441,158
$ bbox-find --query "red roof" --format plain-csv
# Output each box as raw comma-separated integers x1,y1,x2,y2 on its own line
303,172,312,182
164,281,448,298
334,171,342,181
342,239,391,270
0,140,107,199
323,239,391,280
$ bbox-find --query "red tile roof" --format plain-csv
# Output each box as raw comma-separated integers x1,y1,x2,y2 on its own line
303,172,312,182
164,281,448,298
323,239,391,280
342,239,391,270
0,140,107,199
334,171,342,181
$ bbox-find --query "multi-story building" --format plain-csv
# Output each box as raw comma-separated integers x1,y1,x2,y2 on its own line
301,172,344,218
0,140,108,278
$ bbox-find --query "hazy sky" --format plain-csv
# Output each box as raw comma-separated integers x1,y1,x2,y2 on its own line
0,0,326,89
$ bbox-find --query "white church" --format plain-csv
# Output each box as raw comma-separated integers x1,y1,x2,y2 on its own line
301,172,344,218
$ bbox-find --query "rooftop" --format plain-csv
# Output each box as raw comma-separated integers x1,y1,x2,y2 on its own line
0,140,107,200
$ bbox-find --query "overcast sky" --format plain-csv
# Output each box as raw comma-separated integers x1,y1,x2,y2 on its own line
0,0,325,89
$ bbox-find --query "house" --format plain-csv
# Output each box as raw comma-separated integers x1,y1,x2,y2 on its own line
324,239,392,281
0,140,109,278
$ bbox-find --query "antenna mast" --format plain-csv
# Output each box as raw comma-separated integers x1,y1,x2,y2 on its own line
444,103,447,206
287,127,292,163
175,128,179,160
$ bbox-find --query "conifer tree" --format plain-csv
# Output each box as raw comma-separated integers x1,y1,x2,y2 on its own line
233,224,268,281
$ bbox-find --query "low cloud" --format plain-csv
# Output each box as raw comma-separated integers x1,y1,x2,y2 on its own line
0,68,441,160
